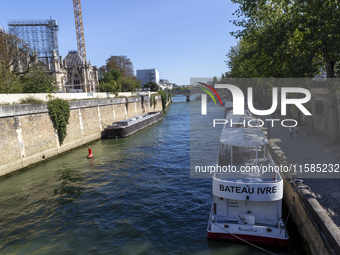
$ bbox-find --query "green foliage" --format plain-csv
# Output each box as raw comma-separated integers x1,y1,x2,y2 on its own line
21,68,57,93
98,69,121,93
99,80,120,93
0,68,23,93
158,90,170,110
47,98,70,145
120,77,141,92
150,94,157,108
167,91,172,102
212,77,219,85
228,0,340,78
105,55,135,78
99,55,140,92
99,69,121,84
171,86,188,92
19,96,44,104
144,81,159,92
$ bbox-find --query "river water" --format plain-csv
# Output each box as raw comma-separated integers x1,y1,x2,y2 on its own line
0,96,301,254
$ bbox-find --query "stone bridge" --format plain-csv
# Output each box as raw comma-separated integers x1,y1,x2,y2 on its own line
171,90,191,101
171,89,202,101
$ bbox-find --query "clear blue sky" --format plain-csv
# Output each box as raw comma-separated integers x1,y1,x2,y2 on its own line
0,0,239,85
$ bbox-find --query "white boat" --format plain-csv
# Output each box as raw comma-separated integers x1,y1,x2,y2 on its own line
207,111,289,246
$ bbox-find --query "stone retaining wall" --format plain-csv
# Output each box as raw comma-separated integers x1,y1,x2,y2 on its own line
0,96,163,177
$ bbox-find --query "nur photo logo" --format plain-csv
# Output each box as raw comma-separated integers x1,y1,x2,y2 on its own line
196,81,312,128
196,82,223,115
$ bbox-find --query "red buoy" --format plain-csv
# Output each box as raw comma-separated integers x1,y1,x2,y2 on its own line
88,147,93,158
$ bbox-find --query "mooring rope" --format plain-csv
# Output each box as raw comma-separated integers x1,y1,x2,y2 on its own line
211,222,279,255
284,196,295,227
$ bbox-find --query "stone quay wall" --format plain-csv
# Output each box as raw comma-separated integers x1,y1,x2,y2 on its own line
0,96,162,177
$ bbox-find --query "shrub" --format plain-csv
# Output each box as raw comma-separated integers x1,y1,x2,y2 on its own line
47,98,70,145
19,96,44,104
150,94,157,108
158,90,169,110
21,68,57,93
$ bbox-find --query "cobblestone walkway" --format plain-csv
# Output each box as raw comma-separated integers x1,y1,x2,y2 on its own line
269,121,340,227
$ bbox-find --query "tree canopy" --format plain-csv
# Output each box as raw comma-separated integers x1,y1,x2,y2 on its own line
144,81,159,92
21,68,57,93
228,0,340,78
98,69,121,93
0,32,56,94
227,0,340,143
105,55,135,78
98,55,141,93
120,77,141,92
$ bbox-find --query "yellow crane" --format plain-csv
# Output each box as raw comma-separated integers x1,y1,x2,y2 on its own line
73,0,87,62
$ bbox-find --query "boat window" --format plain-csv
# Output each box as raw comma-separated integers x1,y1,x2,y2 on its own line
218,145,268,167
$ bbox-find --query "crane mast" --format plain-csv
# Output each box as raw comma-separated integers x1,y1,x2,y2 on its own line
73,0,87,62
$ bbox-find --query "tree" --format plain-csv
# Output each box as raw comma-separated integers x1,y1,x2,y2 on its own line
99,68,121,84
0,32,25,93
120,77,141,92
21,68,57,93
99,80,120,93
98,69,121,93
105,55,135,78
98,66,106,81
230,0,340,78
144,81,159,92
212,76,219,85
1,32,55,94
229,0,340,143
0,67,22,93
0,32,39,75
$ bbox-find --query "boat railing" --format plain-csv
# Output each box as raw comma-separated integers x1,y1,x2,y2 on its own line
207,205,214,231
112,112,160,126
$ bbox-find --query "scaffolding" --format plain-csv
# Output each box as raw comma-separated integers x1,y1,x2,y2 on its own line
7,19,59,60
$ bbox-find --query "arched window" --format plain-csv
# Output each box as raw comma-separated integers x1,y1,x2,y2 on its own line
74,74,80,89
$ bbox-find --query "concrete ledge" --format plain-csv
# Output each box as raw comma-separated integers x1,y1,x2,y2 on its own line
0,98,130,118
0,92,145,104
0,104,49,118
127,97,141,103
299,188,340,255
68,98,127,109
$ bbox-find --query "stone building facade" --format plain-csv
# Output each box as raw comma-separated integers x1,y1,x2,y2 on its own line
1,25,98,92
49,50,99,92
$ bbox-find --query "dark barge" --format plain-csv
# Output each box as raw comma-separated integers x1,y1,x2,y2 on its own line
105,111,163,138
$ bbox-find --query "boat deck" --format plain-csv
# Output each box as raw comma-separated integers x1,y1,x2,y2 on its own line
105,111,163,138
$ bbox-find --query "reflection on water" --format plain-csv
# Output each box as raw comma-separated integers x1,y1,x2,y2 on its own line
54,168,85,205
0,96,297,254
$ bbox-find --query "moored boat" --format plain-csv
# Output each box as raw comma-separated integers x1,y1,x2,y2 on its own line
105,111,163,138
207,111,289,246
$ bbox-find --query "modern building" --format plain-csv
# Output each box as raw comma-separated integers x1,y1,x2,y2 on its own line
137,69,159,85
159,79,169,85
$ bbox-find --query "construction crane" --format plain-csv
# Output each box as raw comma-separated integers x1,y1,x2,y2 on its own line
73,0,87,62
